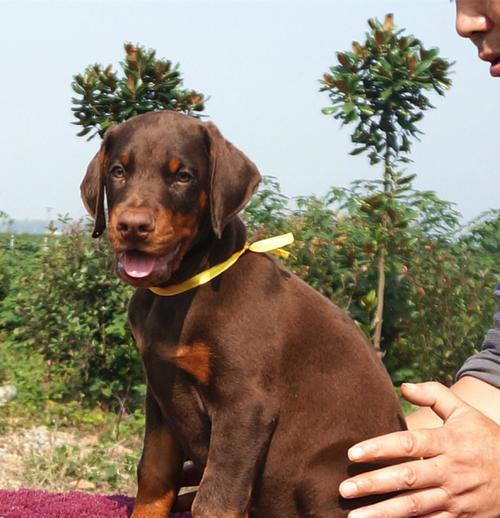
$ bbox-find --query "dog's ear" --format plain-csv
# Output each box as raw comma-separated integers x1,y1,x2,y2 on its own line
80,150,106,238
205,122,262,238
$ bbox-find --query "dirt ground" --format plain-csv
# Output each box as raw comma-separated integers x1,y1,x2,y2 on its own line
0,424,135,493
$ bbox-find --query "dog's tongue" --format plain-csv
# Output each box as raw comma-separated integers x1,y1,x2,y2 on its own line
121,251,156,278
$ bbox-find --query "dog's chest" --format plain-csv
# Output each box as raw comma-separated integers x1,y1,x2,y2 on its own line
134,305,215,461
137,307,213,386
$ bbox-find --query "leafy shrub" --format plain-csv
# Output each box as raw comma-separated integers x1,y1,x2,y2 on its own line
0,219,144,411
1,192,497,413
387,210,499,384
71,43,206,140
244,178,499,384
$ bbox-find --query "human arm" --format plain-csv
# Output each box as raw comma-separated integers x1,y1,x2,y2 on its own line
407,374,500,428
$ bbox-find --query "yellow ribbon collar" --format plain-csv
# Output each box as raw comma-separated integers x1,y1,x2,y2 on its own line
149,232,294,297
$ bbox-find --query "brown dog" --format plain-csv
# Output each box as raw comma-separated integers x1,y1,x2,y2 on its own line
81,110,405,517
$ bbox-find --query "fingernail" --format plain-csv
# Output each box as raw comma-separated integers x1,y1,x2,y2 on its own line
348,446,364,460
339,481,358,497
402,382,417,391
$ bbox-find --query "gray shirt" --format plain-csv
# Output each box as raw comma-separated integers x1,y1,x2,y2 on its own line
456,283,500,389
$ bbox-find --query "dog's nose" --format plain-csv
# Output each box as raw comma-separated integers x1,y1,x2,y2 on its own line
116,210,155,240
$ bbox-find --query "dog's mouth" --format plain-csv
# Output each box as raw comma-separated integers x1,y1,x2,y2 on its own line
117,244,181,285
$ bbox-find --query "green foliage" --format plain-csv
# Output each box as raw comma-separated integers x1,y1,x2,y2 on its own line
0,213,15,303
59,42,206,408
0,233,45,346
461,209,500,268
1,192,497,407
387,210,500,383
320,14,453,167
244,178,498,384
243,176,290,238
71,43,206,140
320,14,453,351
0,219,144,411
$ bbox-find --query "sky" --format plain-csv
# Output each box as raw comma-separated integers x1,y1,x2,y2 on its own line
1,0,499,224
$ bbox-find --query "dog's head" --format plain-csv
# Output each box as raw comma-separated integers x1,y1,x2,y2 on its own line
81,111,261,287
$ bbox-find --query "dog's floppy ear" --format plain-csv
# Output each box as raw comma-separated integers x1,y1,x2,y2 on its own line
205,122,262,238
80,150,106,238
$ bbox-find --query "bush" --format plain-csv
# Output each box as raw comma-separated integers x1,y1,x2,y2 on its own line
386,210,499,384
0,219,144,412
1,197,497,412
244,179,499,384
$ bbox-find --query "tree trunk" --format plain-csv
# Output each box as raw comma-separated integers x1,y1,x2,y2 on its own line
372,244,386,357
372,141,391,357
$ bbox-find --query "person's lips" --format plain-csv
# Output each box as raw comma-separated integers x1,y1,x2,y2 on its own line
490,56,500,77
480,52,500,77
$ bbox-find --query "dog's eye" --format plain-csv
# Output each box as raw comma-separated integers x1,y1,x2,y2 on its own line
110,166,125,180
176,171,193,184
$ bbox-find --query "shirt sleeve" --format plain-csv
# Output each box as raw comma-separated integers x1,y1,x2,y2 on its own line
455,283,500,389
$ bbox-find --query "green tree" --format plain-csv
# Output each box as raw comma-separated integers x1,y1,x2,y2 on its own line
320,14,453,353
71,43,206,140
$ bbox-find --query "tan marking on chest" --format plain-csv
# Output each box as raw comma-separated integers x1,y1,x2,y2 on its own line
165,342,211,385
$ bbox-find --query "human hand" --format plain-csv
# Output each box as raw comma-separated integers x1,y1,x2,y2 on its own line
339,382,500,517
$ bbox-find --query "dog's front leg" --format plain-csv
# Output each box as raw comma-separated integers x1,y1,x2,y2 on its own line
132,387,184,518
191,396,278,518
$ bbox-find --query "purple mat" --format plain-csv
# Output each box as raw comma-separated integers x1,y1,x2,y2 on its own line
0,489,192,518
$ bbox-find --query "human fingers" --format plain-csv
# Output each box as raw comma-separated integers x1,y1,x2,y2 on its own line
339,458,444,499
400,382,467,422
347,487,448,518
347,427,444,463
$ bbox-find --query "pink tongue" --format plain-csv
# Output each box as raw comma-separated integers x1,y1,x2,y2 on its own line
121,251,156,278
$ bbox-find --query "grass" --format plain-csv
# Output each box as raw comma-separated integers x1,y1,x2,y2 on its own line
22,441,139,493
0,402,144,495
0,385,416,496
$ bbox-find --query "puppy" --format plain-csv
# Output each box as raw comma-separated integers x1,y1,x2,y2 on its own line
81,110,405,517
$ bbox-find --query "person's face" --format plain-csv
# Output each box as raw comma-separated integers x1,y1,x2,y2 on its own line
456,0,500,76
